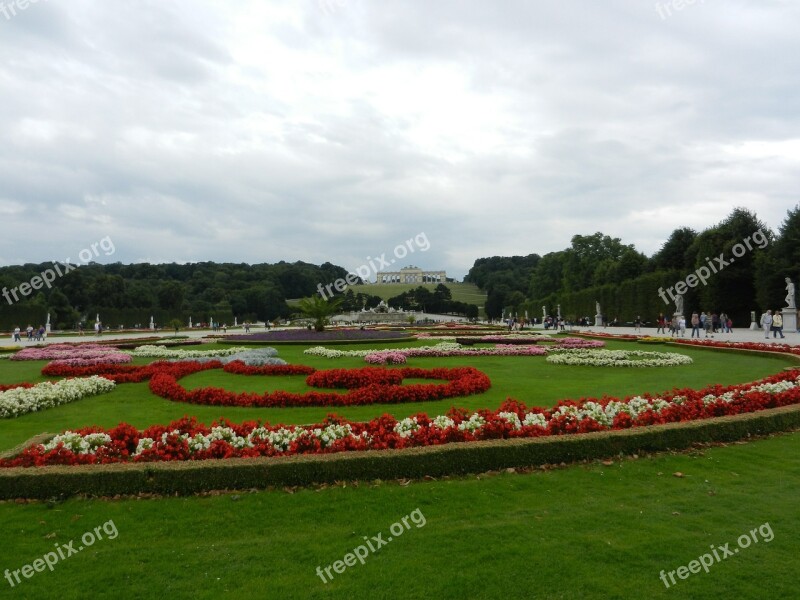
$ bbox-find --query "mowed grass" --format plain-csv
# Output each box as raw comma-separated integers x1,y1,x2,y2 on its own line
0,339,798,599
0,432,797,599
346,281,487,306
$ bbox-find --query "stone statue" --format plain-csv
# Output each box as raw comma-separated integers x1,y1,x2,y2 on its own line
542,305,546,319
595,301,601,316
674,293,684,316
785,277,795,309
557,304,561,319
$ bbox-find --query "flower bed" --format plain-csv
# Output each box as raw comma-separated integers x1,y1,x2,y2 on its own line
5,370,800,467
148,363,492,408
128,345,250,359
546,349,693,367
305,342,551,362
671,339,800,358
11,344,132,365
0,377,116,419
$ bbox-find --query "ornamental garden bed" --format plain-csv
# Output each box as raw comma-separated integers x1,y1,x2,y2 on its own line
1,403,798,499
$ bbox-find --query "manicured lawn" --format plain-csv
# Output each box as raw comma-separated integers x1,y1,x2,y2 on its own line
0,431,796,599
0,339,798,599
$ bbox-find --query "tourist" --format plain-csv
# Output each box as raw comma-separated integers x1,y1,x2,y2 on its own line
36,325,46,341
691,312,700,338
704,311,714,337
634,315,642,332
679,316,686,337
13,326,21,342
26,324,33,341
773,310,785,339
760,310,773,339
670,315,678,337
656,313,666,334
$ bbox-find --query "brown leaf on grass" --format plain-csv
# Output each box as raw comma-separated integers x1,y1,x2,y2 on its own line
673,472,685,478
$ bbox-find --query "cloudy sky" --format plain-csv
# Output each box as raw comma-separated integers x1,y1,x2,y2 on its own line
0,0,798,280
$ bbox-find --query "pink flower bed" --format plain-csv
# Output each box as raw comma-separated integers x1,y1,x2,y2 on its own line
11,344,132,365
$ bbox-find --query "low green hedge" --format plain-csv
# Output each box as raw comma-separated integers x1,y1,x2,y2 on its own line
2,405,798,499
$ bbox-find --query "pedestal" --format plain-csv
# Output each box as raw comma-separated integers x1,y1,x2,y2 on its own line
595,315,602,327
782,309,797,333
749,310,758,330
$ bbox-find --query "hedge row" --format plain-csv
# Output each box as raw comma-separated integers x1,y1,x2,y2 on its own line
1,404,798,499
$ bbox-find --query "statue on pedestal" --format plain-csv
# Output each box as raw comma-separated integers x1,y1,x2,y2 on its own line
595,301,601,316
542,305,546,320
674,293,684,316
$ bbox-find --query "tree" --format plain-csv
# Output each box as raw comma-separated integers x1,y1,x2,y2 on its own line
650,227,698,272
297,295,343,332
168,318,183,334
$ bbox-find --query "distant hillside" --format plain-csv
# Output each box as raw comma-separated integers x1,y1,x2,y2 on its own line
347,282,486,307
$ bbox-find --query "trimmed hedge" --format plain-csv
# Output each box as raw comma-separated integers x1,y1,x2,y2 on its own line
1,404,798,499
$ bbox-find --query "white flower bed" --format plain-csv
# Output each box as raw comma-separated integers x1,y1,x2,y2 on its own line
546,349,693,367
0,376,116,419
128,345,250,359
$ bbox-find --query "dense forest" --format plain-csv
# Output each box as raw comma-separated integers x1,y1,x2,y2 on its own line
0,261,353,330
465,207,800,326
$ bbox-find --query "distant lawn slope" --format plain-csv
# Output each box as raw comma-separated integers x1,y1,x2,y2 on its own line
348,282,486,307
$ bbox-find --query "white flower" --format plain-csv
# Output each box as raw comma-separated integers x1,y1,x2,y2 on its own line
457,413,486,432
0,376,115,419
497,411,522,430
431,415,456,429
393,417,419,438
522,412,548,428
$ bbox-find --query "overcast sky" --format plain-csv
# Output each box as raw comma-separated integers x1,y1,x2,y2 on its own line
0,0,798,280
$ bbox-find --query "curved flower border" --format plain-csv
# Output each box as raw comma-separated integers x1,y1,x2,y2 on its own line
149,363,492,408
4,369,799,467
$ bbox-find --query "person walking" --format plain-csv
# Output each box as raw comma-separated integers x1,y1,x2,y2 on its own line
13,326,21,342
679,316,686,337
634,315,642,332
691,312,700,338
760,310,773,339
773,310,785,339
656,313,666,334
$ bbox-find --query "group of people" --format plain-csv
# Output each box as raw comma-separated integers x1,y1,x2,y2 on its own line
11,324,47,342
760,310,787,339
655,312,732,338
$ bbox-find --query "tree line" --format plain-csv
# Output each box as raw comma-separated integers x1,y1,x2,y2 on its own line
0,261,351,330
466,207,800,326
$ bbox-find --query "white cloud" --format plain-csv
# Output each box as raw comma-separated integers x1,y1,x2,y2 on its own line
0,0,798,279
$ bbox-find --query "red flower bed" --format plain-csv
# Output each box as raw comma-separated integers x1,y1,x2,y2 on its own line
0,383,33,392
671,339,800,357
37,360,491,408
222,362,316,376
4,370,800,468
149,364,492,408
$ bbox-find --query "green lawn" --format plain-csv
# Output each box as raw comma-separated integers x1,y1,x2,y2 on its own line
345,281,487,306
0,340,797,599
